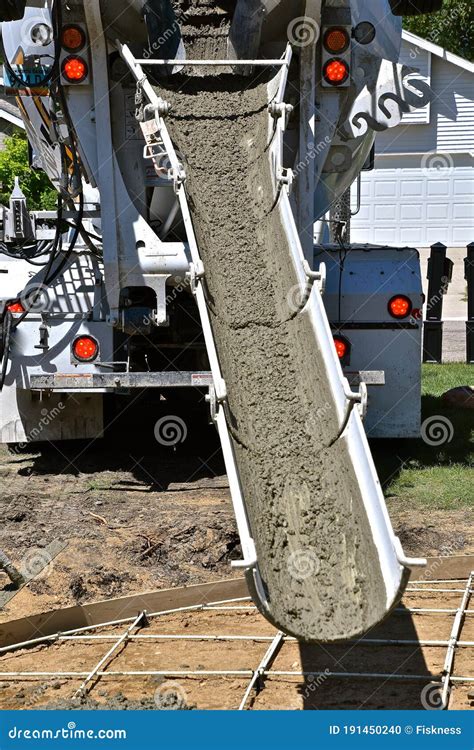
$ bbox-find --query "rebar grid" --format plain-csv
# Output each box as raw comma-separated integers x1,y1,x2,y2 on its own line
0,576,472,709
440,572,473,709
6,634,471,647
239,632,285,710
73,611,147,699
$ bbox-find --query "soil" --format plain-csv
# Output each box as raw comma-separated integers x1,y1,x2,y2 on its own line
1,434,472,626
0,424,239,623
0,586,472,711
0,434,472,711
1,0,472,712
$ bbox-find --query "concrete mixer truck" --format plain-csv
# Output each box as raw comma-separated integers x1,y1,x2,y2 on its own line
0,0,443,641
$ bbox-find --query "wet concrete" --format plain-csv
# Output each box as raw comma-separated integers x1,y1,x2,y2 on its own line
172,0,234,67
155,71,388,642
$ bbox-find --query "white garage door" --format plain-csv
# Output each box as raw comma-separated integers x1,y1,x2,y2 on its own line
351,154,474,248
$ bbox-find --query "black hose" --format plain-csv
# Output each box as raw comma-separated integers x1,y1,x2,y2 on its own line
2,0,60,90
46,191,84,283
0,0,92,382
6,192,64,332
0,311,12,391
0,240,56,265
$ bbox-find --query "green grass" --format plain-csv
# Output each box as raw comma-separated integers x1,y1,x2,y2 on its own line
371,364,473,510
421,363,472,397
387,465,472,510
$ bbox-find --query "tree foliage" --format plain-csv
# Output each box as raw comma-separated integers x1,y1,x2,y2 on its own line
0,132,57,210
403,0,474,61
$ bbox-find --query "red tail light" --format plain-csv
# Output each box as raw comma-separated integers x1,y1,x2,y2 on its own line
324,28,350,53
72,336,98,362
333,335,350,361
388,295,412,319
62,56,88,83
323,58,350,86
6,301,25,314
61,25,86,52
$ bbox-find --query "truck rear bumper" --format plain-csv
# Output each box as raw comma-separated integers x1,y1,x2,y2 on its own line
28,370,382,391
29,371,214,392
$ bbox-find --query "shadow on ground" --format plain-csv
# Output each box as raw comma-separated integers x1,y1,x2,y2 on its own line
8,390,473,496
371,395,473,491
8,392,225,490
298,603,434,709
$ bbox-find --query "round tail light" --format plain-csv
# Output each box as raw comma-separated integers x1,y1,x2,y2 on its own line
6,301,25,314
73,336,99,362
324,28,350,53
388,295,412,319
333,335,350,361
62,56,88,83
323,58,350,86
61,25,86,52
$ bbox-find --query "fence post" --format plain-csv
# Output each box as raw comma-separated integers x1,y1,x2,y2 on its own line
423,242,453,364
465,242,474,364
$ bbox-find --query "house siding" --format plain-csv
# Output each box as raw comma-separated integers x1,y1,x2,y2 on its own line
351,37,474,248
434,58,474,153
399,39,431,125
374,43,473,156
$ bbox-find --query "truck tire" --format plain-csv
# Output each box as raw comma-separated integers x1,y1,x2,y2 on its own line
389,0,443,15
0,0,26,22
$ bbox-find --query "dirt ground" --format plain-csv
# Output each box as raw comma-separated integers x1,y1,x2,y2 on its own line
0,423,473,624
0,588,472,711
0,423,473,711
0,423,240,622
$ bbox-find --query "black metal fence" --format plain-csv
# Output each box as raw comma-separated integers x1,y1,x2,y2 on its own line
423,242,473,365
465,242,474,365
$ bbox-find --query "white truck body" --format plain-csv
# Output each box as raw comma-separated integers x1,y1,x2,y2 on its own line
0,0,430,442
0,0,443,641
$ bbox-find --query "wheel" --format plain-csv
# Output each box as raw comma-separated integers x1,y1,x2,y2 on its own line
389,0,443,15
0,0,26,22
